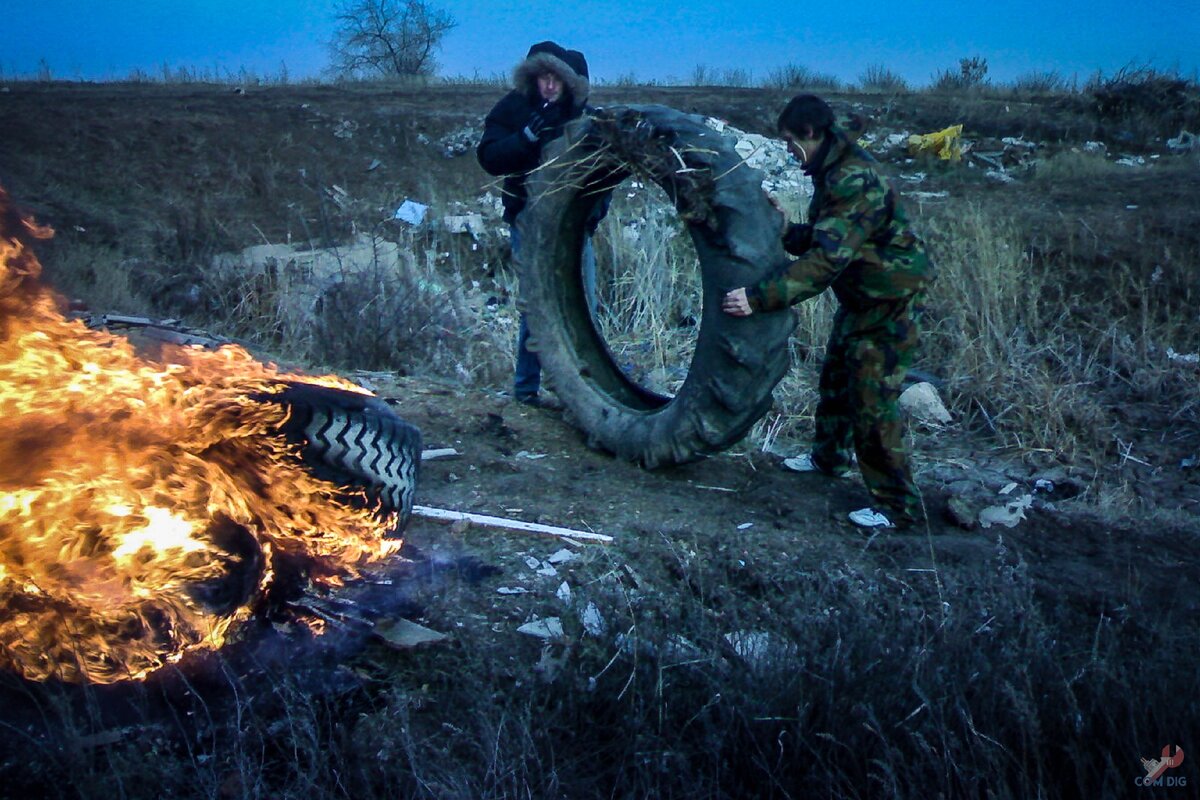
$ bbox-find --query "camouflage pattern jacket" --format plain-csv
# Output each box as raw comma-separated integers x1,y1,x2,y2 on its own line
747,124,933,312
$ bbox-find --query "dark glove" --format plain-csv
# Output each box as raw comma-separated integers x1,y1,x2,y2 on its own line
782,223,814,255
522,102,565,144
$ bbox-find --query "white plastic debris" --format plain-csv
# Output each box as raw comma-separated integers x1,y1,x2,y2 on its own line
497,586,529,595
736,522,754,530
523,555,541,570
394,199,428,225
556,581,572,602
978,494,1033,529
536,564,558,577
1167,130,1198,154
899,382,952,426
443,212,486,237
580,603,605,637
517,617,564,640
547,549,577,565
1167,348,1200,365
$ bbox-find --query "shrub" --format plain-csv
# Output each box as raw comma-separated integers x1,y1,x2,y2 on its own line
763,63,841,91
858,63,909,93
930,56,990,92
1011,69,1070,95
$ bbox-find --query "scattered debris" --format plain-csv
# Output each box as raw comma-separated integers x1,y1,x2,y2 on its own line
332,119,358,139
736,522,754,530
903,190,950,201
580,602,605,636
85,314,232,349
366,158,382,171
421,447,461,461
1167,348,1199,365
1167,130,1198,154
1182,456,1198,470
372,618,449,649
978,494,1033,529
394,199,428,225
517,617,564,640
443,212,486,238
497,586,529,595
899,381,952,426
556,581,572,602
547,549,577,565
438,124,478,158
908,125,963,162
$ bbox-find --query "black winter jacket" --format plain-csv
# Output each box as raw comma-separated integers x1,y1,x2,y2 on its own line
476,90,586,224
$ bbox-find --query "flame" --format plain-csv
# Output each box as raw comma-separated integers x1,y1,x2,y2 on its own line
0,186,398,683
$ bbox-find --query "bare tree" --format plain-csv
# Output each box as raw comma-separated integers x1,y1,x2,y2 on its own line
329,0,456,79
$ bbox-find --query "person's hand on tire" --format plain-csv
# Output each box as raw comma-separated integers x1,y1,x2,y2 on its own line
722,287,753,317
523,102,565,144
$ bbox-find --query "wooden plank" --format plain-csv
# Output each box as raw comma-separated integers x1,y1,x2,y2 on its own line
411,505,613,543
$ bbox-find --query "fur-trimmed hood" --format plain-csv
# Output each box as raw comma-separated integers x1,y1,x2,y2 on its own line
513,41,589,111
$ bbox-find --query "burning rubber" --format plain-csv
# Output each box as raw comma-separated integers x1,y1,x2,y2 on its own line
517,105,796,467
0,186,420,684
266,381,421,527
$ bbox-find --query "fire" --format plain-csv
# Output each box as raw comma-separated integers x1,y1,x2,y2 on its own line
0,186,400,684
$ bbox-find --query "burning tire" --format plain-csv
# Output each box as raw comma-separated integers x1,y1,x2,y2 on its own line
517,105,795,467
269,382,422,527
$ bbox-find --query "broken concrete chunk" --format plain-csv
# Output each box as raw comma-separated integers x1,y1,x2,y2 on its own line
580,602,605,637
547,548,577,565
372,618,449,649
517,617,564,640
899,381,952,426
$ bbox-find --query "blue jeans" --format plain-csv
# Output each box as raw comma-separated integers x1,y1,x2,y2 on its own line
513,224,597,399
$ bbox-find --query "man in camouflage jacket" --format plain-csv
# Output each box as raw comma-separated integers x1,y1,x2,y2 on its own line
723,94,934,528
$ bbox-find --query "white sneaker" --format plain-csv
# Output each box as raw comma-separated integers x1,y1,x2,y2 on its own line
782,453,852,478
848,508,896,529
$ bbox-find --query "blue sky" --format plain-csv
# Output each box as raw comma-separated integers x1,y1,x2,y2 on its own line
3,0,1198,86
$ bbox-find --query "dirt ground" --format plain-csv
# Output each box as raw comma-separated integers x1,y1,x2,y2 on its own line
362,371,1200,649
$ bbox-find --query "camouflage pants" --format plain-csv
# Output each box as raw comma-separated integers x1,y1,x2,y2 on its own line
810,297,922,523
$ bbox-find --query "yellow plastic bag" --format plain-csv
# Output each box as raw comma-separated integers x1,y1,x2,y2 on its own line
907,124,963,162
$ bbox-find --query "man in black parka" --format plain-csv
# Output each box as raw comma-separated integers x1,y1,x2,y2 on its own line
476,41,592,407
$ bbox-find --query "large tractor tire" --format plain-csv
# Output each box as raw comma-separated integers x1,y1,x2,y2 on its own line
517,104,796,468
269,382,422,528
